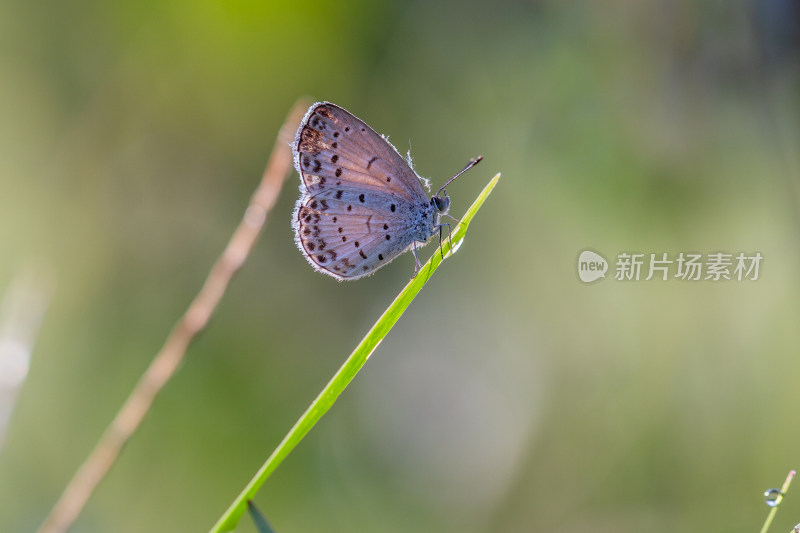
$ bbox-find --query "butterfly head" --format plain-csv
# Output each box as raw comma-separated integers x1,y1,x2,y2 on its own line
431,193,451,216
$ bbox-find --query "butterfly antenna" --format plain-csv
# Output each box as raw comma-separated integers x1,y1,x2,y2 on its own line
436,156,483,197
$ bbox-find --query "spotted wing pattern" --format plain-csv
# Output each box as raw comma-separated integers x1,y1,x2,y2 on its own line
292,102,436,280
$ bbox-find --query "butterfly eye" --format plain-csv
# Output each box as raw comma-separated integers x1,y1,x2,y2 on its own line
431,195,449,213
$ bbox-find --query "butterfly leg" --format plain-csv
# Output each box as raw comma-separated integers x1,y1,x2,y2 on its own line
411,240,423,276
436,223,453,259
443,213,462,224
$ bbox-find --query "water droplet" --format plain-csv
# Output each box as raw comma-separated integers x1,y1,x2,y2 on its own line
764,488,783,507
449,237,465,256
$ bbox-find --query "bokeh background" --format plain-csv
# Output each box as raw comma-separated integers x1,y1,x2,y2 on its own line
1,1,799,532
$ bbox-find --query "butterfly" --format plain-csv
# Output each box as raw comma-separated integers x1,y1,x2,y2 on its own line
292,102,481,280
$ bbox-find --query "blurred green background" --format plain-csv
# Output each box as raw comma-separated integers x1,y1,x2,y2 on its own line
1,1,799,532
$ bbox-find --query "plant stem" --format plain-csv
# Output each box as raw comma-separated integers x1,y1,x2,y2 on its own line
759,470,796,533
209,173,500,533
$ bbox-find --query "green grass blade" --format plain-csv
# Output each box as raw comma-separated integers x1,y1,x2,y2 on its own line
759,470,796,533
209,173,501,533
246,501,276,533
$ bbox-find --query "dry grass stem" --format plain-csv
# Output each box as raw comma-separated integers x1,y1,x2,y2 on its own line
36,98,310,533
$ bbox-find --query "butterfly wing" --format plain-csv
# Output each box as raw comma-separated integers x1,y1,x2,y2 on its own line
292,102,435,280
294,194,423,279
293,102,429,199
